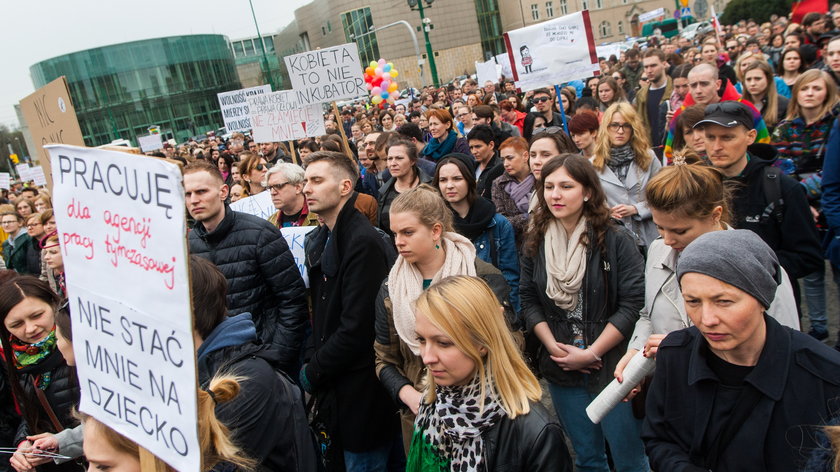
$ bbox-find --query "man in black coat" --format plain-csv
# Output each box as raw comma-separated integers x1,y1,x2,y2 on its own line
300,151,400,471
189,255,320,471
184,161,308,376
699,102,823,282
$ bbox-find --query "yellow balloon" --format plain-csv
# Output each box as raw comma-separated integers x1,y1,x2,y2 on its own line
371,95,383,104
370,61,378,69
388,82,398,92
391,70,399,78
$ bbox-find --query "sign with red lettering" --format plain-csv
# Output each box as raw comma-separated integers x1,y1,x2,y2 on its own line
248,90,325,143
47,145,199,472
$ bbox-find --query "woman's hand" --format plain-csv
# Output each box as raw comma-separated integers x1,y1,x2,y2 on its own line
398,385,423,416
611,204,638,219
11,441,36,472
552,343,603,373
28,433,59,465
643,334,667,359
614,349,642,401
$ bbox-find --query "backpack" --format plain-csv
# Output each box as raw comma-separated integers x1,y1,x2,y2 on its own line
761,166,785,224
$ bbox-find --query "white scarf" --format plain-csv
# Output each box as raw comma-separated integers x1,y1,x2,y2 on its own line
390,232,477,354
544,216,588,311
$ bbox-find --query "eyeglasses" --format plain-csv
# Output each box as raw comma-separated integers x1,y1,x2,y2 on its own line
534,96,552,103
1,221,18,226
26,223,42,228
607,123,633,132
267,182,291,192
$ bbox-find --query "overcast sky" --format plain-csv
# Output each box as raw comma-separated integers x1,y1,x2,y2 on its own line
0,0,312,129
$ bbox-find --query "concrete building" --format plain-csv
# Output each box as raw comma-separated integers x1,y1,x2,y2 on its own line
230,34,286,89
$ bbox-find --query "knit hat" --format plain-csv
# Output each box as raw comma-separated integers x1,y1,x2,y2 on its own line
437,153,476,176
676,229,781,309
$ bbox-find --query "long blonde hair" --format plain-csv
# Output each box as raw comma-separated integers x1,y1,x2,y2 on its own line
786,69,839,121
740,60,781,128
592,102,652,172
79,375,256,471
414,276,541,418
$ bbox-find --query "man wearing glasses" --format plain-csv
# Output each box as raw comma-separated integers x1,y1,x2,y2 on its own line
265,163,318,228
523,88,565,140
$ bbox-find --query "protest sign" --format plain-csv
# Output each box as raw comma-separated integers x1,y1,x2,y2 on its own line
137,134,163,153
217,85,272,133
248,90,325,143
639,7,666,23
18,167,34,183
16,163,30,176
475,59,502,86
19,77,85,189
596,43,622,62
284,43,367,105
230,189,275,220
495,53,513,79
0,173,9,190
281,226,316,287
30,166,47,186
504,12,600,91
47,145,199,472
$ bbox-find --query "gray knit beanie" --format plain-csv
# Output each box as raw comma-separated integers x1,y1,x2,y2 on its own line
676,229,781,309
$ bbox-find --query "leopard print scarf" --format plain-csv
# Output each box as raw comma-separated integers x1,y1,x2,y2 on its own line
406,376,504,472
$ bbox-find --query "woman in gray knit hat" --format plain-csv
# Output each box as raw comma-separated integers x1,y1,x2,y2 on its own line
641,228,840,472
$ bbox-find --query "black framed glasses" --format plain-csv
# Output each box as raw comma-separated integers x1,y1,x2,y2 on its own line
267,182,291,192
534,96,552,103
607,123,633,132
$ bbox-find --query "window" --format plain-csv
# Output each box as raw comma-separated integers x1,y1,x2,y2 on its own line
596,0,603,8
560,0,568,14
546,1,554,16
618,20,624,34
582,0,589,10
341,8,380,67
531,4,540,20
599,20,611,37
475,0,506,59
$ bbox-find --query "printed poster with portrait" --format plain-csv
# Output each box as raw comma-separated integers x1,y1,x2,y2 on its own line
504,11,601,92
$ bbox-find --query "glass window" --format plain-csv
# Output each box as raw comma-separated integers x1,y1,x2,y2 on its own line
476,0,505,59
341,8,380,67
596,0,603,8
599,20,611,37
546,1,554,16
243,40,255,56
582,0,589,10
560,0,568,14
618,20,624,34
531,4,539,20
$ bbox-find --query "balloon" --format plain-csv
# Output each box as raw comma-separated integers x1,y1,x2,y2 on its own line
365,67,374,76
381,80,390,89
366,83,373,90
372,95,383,104
391,70,399,78
381,91,390,99
383,64,392,73
387,82,398,92
390,91,400,99
374,67,383,76
370,61,378,69
378,58,387,66
387,62,394,69
371,86,382,95
383,72,392,80
372,77,383,87
364,74,372,83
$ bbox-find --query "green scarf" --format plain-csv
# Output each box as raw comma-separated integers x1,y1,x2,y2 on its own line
11,328,57,390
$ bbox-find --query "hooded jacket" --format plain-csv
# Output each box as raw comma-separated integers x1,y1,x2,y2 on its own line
197,313,320,472
189,205,308,375
728,145,823,279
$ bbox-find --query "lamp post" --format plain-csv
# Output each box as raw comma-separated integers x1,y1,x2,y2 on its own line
409,0,440,87
248,0,276,90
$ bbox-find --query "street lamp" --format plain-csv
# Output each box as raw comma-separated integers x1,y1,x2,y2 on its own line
248,0,277,90
408,0,440,87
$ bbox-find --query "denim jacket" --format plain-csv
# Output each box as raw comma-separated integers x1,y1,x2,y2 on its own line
473,213,521,312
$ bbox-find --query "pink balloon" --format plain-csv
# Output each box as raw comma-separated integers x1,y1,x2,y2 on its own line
382,72,392,80
374,67,383,76
371,86,382,95
366,82,373,90
390,91,400,99
378,58,387,66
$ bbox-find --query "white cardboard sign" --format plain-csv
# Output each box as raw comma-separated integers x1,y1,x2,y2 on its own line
30,166,47,186
281,226,316,287
217,85,272,133
504,12,601,91
0,173,9,190
137,134,163,153
247,91,325,143
229,189,275,220
639,8,666,23
48,145,199,472
284,43,367,105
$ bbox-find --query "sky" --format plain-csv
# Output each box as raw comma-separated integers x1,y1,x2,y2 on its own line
0,0,312,129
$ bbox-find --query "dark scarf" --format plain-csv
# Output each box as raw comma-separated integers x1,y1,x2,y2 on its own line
607,144,636,184
11,328,58,390
422,130,459,161
453,197,496,241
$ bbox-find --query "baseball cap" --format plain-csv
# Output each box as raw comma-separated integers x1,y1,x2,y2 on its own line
694,101,754,130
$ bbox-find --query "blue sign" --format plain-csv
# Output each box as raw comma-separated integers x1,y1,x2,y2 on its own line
681,7,691,16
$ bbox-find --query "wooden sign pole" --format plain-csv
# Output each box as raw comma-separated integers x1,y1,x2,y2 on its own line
290,141,299,166
139,447,169,472
331,101,352,158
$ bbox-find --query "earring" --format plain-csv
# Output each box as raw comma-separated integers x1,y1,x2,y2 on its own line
434,240,440,250
584,197,589,202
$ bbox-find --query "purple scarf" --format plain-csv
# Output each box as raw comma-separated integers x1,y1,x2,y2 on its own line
504,174,535,213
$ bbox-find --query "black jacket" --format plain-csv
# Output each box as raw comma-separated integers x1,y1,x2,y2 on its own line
377,167,433,237
189,206,308,375
0,363,19,461
13,350,80,472
476,153,504,201
303,194,399,452
198,333,320,471
728,146,823,279
520,224,645,390
483,402,573,471
642,315,840,471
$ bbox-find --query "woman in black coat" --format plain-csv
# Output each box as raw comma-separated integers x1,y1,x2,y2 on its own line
0,276,80,472
642,229,840,471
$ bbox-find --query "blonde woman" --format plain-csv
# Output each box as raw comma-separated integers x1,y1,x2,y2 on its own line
407,275,572,471
591,102,662,249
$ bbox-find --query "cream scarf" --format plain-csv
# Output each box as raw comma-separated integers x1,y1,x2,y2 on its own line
390,232,477,354
544,216,588,311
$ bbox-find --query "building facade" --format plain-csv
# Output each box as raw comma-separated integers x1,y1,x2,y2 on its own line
30,35,241,146
230,34,286,90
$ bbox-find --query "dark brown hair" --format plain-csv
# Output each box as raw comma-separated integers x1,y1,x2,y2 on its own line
303,150,360,184
189,255,228,340
184,160,225,184
434,156,477,207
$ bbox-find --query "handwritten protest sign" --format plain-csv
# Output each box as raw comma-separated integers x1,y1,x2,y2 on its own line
504,12,600,91
475,59,502,86
0,173,9,190
47,145,199,472
16,163,30,177
30,166,47,186
281,226,316,287
230,190,275,220
284,43,367,105
137,134,163,153
639,7,666,23
19,77,85,189
217,85,272,133
248,90,325,143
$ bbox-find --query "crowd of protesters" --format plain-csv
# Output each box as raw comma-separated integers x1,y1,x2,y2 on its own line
2,6,840,472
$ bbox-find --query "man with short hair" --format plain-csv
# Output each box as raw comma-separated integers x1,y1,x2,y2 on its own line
185,161,308,375
700,42,737,87
621,48,644,90
523,88,564,139
190,255,319,470
635,49,672,147
228,132,245,155
697,102,822,290
467,125,504,200
803,12,826,45
265,163,318,228
18,188,37,201
360,131,388,197
301,151,399,469
260,141,287,165
725,39,742,65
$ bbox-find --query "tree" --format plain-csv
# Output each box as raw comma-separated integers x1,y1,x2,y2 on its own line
720,0,792,24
